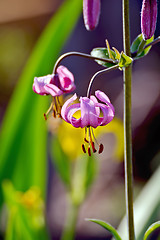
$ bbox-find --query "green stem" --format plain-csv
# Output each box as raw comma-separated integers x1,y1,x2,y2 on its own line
61,199,79,240
53,52,117,73
122,1,135,240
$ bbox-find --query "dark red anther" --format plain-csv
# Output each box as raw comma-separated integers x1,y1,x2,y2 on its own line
98,144,104,154
82,144,86,153
91,141,97,153
44,113,47,121
53,109,56,118
88,147,91,156
84,137,89,143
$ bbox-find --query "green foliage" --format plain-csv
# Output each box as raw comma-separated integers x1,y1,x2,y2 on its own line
118,52,133,69
0,0,82,206
86,219,122,240
144,221,160,240
3,181,48,240
131,34,154,59
71,154,97,206
51,136,97,206
52,137,71,188
91,48,117,68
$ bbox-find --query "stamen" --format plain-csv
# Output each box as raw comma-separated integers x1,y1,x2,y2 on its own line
44,113,47,121
91,141,97,153
82,144,86,153
98,144,104,154
53,109,56,118
88,147,91,156
84,138,89,143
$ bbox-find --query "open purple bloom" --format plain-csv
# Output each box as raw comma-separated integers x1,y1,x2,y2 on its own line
33,65,75,96
61,90,114,155
33,65,75,118
83,0,101,31
141,0,157,40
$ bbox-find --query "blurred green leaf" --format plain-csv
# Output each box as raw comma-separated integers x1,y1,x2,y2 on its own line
71,154,97,205
116,165,160,240
144,221,160,240
0,0,82,205
3,181,49,240
131,34,154,59
86,219,122,240
52,137,71,188
91,48,117,68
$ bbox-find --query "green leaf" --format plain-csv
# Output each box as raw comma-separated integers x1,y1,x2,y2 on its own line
131,34,154,59
71,154,97,205
0,0,82,205
118,52,133,68
144,221,160,240
86,219,122,240
51,137,71,188
91,48,117,67
116,164,160,240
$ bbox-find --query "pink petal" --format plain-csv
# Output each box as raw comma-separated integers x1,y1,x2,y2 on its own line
57,65,75,93
95,90,115,114
61,93,78,122
80,97,98,128
44,84,63,97
33,75,53,95
97,103,115,126
90,95,100,115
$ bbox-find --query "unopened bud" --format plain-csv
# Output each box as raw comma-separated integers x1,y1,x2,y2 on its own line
83,0,101,31
141,0,157,40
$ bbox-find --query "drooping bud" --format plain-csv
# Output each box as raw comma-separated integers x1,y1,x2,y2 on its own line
83,0,101,31
141,0,157,40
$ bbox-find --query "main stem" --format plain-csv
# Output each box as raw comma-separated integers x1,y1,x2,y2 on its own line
122,1,135,240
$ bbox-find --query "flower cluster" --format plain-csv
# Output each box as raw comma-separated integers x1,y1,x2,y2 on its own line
33,64,115,155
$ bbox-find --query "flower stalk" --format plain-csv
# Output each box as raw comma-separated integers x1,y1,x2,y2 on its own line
53,52,117,73
122,0,135,240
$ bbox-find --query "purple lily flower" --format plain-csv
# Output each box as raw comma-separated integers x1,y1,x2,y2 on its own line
141,0,157,40
83,0,101,31
61,90,115,155
33,65,76,118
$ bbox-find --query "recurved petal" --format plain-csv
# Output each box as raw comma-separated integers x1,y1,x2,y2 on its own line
95,90,115,114
61,93,78,122
97,103,115,126
33,75,53,95
57,65,76,93
80,97,99,128
44,84,63,97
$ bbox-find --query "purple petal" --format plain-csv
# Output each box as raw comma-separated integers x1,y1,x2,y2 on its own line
33,74,53,95
61,93,78,122
97,103,115,126
57,65,76,93
95,90,115,114
44,84,63,97
141,0,157,40
83,0,101,31
80,97,98,128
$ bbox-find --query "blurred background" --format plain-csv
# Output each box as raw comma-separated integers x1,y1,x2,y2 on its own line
0,0,160,239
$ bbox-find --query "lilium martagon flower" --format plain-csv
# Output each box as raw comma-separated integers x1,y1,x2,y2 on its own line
33,65,76,119
83,0,101,31
61,90,115,155
141,0,157,40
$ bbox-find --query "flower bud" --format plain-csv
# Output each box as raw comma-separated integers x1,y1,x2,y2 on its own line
83,0,101,31
141,0,157,40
